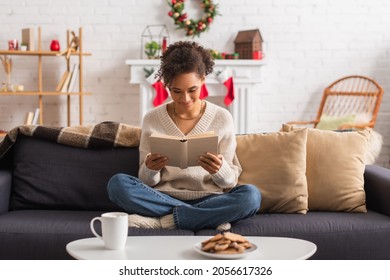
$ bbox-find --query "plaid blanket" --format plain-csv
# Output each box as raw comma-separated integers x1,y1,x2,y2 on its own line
0,122,141,160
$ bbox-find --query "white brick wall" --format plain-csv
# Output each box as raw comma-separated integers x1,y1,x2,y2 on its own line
0,0,389,168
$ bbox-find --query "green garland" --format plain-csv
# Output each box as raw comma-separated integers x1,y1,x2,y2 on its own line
167,0,219,37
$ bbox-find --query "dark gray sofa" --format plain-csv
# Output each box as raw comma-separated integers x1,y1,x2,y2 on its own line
0,136,390,260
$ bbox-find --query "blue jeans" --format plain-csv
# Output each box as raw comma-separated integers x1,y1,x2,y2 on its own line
107,173,261,231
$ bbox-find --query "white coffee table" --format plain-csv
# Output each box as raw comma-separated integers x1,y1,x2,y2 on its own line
66,236,316,260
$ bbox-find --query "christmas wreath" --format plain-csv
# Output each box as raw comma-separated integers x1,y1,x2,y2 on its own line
167,0,219,37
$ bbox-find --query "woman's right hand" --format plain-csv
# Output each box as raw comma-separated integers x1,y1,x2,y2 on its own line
145,153,168,171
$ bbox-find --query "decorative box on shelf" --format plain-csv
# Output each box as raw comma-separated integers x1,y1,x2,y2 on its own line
234,29,264,60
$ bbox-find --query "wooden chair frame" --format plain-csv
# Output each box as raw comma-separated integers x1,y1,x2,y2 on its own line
288,75,384,129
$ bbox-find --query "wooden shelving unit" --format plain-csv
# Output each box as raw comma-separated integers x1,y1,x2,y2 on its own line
0,27,91,127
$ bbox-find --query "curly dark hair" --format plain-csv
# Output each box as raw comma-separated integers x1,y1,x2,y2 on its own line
155,41,214,86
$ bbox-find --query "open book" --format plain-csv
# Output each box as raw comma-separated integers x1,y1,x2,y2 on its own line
149,131,218,169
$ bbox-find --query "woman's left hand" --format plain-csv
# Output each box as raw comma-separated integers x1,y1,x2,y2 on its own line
198,152,223,174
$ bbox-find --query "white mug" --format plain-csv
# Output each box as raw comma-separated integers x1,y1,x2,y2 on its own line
90,212,128,250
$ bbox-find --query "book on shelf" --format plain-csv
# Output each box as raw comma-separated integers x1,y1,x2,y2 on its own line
60,71,72,93
149,131,218,169
25,112,34,125
25,108,40,125
32,108,40,125
67,63,79,93
21,28,34,51
56,71,69,92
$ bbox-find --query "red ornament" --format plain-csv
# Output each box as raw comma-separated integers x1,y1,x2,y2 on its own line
207,17,213,23
252,51,263,60
171,0,176,4
162,37,167,53
50,40,60,51
168,11,173,17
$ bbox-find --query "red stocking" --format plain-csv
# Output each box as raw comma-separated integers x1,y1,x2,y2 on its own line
217,69,235,106
223,76,234,106
200,83,209,99
152,81,169,107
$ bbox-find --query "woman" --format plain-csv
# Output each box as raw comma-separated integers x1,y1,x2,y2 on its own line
107,41,261,231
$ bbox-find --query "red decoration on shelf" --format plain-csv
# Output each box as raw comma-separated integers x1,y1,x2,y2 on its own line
252,51,263,60
50,40,60,51
162,37,167,53
8,39,18,50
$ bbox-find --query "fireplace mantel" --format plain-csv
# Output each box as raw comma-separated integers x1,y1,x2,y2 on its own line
125,59,265,134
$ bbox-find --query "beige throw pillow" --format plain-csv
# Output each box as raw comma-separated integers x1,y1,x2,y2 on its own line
236,129,308,214
282,124,369,212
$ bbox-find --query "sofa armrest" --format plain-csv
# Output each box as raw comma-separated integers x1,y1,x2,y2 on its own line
0,169,12,214
364,165,390,216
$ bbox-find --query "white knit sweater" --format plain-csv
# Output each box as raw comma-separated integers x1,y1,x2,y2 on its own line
138,101,242,200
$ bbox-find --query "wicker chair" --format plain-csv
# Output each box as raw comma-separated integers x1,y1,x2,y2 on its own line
288,75,384,129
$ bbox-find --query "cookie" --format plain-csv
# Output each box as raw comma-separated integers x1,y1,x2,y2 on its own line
201,232,253,254
202,241,217,251
202,233,223,245
223,232,248,243
215,248,240,254
217,239,231,245
214,243,230,251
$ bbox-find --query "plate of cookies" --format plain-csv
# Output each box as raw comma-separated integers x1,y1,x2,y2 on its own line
194,232,257,259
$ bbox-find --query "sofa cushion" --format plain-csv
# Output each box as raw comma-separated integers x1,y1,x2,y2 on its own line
282,124,369,212
236,129,308,214
316,114,355,130
10,136,140,211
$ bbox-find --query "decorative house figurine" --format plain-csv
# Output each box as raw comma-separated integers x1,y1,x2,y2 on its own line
141,25,170,59
234,29,263,59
